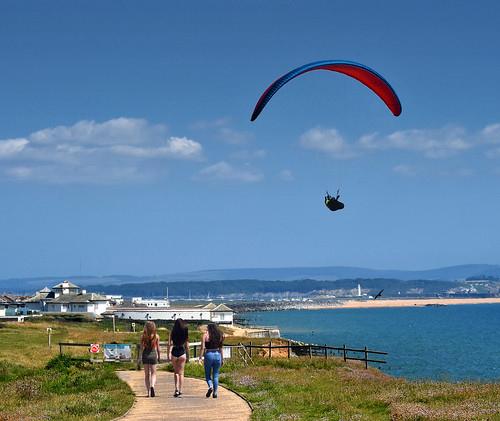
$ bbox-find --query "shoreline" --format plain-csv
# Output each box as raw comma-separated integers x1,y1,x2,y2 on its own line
307,297,500,309
234,297,500,313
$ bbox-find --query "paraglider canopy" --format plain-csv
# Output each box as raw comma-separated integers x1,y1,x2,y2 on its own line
251,60,402,121
325,190,344,212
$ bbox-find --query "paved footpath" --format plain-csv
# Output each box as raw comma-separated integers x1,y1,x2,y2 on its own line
115,370,252,421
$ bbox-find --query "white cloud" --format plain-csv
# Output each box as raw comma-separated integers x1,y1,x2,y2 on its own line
360,126,472,158
302,124,500,161
300,127,356,159
111,137,202,160
0,118,203,183
0,138,29,157
29,118,166,146
5,166,32,179
481,124,500,144
196,161,263,183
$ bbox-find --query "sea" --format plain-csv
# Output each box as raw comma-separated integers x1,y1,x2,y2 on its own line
241,304,500,382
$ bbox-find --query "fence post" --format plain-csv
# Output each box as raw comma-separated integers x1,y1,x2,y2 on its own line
287,340,291,359
343,344,346,362
309,344,312,359
364,346,368,369
59,343,62,355
324,344,328,360
269,341,272,359
193,345,197,358
136,344,141,369
249,341,252,358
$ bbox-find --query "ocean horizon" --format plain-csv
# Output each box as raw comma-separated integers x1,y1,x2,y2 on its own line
241,303,500,382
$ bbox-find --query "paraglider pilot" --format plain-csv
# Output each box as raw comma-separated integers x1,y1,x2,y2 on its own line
325,189,344,212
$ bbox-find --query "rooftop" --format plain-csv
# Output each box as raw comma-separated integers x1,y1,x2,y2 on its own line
24,290,55,303
52,280,80,290
50,293,108,304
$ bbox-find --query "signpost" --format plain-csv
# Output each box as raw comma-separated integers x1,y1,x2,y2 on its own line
47,327,52,349
103,344,132,362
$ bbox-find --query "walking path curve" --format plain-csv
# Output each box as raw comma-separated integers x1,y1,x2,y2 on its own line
115,370,252,421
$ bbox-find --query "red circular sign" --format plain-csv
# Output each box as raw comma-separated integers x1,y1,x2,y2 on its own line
90,343,100,353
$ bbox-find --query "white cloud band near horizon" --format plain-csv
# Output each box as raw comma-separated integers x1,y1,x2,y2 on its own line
0,118,203,183
300,123,500,160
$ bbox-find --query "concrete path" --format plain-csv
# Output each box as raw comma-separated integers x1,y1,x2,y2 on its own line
115,370,252,421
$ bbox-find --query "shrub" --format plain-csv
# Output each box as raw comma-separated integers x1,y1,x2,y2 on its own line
45,354,91,371
0,360,32,382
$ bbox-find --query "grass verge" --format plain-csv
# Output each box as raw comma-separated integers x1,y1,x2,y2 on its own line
175,357,500,420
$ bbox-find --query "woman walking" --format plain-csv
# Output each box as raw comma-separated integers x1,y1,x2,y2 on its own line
139,321,160,397
200,323,224,398
168,318,189,397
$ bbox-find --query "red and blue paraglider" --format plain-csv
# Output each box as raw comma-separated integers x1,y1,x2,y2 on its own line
250,59,402,121
250,60,402,213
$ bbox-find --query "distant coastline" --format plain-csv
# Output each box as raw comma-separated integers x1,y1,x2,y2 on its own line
234,297,500,313
309,297,500,309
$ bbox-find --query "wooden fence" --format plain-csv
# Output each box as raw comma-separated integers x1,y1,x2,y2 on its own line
191,341,387,369
59,341,387,369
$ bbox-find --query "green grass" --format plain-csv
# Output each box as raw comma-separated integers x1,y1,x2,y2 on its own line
0,319,140,420
175,357,500,420
0,355,134,421
0,317,206,420
2,319,500,420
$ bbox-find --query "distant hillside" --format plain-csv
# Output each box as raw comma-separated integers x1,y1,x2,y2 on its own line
167,264,500,283
1,264,500,293
87,278,471,298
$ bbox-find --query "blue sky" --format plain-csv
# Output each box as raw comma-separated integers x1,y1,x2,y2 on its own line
1,1,500,278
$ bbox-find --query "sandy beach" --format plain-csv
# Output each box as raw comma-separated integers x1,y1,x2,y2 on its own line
307,297,500,309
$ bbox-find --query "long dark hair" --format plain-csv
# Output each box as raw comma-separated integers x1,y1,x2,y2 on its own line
171,318,188,346
207,323,224,347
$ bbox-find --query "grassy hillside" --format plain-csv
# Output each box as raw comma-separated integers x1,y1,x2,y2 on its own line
0,317,139,420
1,317,499,420
179,358,500,420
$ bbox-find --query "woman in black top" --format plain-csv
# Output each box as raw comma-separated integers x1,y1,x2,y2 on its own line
168,318,189,397
200,323,224,398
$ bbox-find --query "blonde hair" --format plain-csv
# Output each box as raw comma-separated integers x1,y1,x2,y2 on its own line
141,321,158,349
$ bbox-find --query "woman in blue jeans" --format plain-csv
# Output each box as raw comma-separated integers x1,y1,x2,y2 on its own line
200,323,224,398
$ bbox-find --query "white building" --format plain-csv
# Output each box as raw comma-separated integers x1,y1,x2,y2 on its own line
24,287,54,313
24,280,109,317
0,295,26,316
106,295,124,306
131,297,170,308
47,292,109,316
52,280,81,296
114,302,234,324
